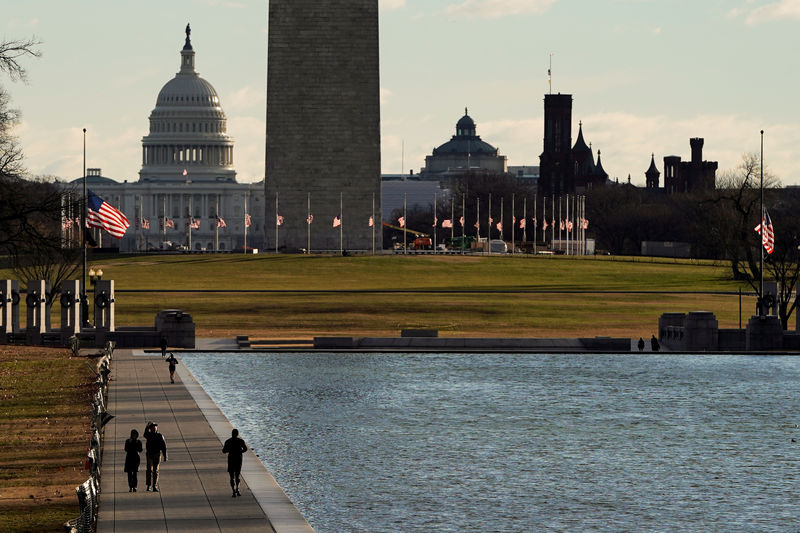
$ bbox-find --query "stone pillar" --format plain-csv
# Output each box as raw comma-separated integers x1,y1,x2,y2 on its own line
93,280,115,332
60,280,81,343
746,315,783,351
683,311,719,351
658,312,685,341
25,280,48,345
1,280,20,341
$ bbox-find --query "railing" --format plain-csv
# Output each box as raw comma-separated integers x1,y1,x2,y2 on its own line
64,341,114,533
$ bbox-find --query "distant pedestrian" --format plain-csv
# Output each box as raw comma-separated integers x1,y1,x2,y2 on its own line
651,335,660,352
637,338,645,352
124,428,142,492
160,336,168,358
222,428,248,497
144,422,167,492
166,353,179,383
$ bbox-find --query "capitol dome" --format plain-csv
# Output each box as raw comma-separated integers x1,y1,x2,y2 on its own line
139,24,236,183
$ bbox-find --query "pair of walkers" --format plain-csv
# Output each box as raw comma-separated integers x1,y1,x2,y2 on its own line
124,424,248,498
123,422,167,492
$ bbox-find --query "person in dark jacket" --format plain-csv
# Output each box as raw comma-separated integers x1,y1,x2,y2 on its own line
222,428,248,497
166,353,179,383
124,428,142,492
144,422,167,492
160,336,168,358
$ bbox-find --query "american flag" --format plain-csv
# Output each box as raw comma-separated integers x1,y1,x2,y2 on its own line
543,220,549,231
398,216,405,228
306,214,314,225
190,219,201,229
433,216,438,227
474,221,480,230
755,210,774,255
216,216,227,229
142,217,150,230
245,214,252,228
442,219,453,229
165,218,175,229
496,222,503,232
560,220,565,231
520,218,526,230
582,218,589,230
368,216,374,227
459,216,464,226
567,220,573,232
63,218,73,229
333,215,341,228
87,190,130,239
489,217,494,226
277,214,284,226
182,169,188,176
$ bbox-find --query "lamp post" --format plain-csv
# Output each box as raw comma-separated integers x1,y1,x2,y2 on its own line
88,267,103,323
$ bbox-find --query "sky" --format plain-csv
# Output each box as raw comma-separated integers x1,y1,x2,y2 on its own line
2,0,799,186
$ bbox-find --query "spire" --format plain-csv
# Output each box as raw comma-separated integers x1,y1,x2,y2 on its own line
572,121,591,153
180,23,196,74
594,150,608,180
646,153,660,178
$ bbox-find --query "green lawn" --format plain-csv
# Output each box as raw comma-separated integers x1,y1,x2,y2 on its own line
0,253,755,340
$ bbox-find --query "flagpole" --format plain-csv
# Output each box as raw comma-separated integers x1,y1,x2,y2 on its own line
500,197,504,246
243,192,248,254
551,195,555,248
216,194,220,252
188,195,193,251
523,196,527,252
476,199,480,252
372,192,375,255
533,194,537,254
760,129,764,316
512,194,515,255
339,191,343,255
433,192,437,254
488,193,492,255
275,192,279,254
81,128,87,326
162,194,167,245
450,195,455,242
461,193,465,255
403,192,407,255
566,194,570,256
307,192,311,254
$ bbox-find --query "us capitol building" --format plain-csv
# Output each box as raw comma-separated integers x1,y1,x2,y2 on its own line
73,25,264,252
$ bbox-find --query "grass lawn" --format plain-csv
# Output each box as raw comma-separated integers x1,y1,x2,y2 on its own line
0,253,756,340
0,346,95,533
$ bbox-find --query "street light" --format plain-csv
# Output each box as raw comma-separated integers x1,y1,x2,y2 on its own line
88,268,103,325
88,267,103,286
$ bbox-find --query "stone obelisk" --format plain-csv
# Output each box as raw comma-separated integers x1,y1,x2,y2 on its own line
266,1,381,252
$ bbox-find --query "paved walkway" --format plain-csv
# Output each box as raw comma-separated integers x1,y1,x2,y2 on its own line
98,349,314,533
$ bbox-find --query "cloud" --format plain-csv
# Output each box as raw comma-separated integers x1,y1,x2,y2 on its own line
444,0,558,18
733,0,800,24
380,0,407,10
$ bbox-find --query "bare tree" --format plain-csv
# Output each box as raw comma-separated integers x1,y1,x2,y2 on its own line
0,37,42,82
705,153,780,284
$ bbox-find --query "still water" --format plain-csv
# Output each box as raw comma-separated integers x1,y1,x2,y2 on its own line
182,353,800,532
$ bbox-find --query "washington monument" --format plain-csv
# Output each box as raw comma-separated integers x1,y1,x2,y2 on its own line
265,1,381,252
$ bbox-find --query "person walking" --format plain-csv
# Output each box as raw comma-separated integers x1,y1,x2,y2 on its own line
222,428,248,497
166,353,179,384
124,428,142,492
144,422,167,492
160,336,168,358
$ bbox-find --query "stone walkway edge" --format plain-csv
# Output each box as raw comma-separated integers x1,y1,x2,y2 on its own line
175,357,316,533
